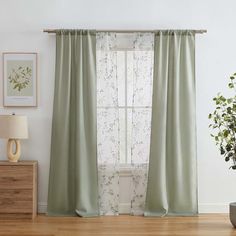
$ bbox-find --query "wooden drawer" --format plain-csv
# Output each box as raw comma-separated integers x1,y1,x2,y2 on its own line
0,165,33,189
0,189,33,213
0,161,37,219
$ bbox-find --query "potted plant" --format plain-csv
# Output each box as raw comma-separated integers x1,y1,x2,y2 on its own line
208,73,236,227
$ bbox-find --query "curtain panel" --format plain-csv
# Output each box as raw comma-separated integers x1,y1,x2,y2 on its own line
145,30,198,216
96,32,154,215
47,30,99,217
47,29,198,217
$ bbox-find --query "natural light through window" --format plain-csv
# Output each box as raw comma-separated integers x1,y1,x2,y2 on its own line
97,48,153,165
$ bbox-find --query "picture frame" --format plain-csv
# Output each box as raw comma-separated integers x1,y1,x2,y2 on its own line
3,52,38,107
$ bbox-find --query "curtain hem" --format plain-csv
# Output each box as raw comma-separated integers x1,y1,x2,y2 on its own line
144,212,198,217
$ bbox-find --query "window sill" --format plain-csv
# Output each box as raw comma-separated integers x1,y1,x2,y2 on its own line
119,166,132,177
98,164,148,177
119,164,148,176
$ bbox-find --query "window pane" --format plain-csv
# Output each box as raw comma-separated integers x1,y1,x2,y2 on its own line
127,108,133,164
127,52,134,107
127,51,154,107
129,108,152,164
117,51,125,107
97,51,118,107
97,108,119,164
118,108,126,164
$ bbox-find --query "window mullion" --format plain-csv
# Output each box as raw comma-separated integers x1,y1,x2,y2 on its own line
125,51,128,164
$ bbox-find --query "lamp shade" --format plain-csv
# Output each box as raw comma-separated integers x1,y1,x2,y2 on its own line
0,115,28,139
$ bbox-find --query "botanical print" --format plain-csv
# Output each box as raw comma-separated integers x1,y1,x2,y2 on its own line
97,33,120,215
96,32,154,216
3,53,37,107
98,165,119,215
97,108,120,215
130,164,149,215
130,35,154,214
130,109,152,215
7,60,33,96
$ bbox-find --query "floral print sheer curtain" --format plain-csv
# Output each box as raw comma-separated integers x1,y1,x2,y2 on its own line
96,32,154,215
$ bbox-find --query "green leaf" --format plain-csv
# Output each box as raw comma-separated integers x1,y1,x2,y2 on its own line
220,146,225,155
229,83,234,88
227,107,232,114
226,144,232,152
13,84,19,89
220,96,226,102
228,152,234,158
223,130,229,137
208,114,212,119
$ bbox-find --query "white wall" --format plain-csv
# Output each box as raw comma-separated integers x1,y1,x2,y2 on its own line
0,0,236,213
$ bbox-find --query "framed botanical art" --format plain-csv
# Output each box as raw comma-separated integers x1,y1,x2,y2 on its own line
3,52,37,107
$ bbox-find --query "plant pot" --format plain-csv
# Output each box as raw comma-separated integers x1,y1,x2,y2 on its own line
230,202,236,227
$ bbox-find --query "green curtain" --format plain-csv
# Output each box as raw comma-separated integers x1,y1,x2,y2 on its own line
47,30,99,217
145,30,198,216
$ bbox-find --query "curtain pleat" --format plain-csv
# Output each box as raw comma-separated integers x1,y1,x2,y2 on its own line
47,30,99,217
145,31,198,216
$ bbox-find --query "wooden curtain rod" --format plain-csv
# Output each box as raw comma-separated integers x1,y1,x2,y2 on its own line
43,29,207,34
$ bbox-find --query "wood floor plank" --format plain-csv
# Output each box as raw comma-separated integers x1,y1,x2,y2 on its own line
0,214,234,236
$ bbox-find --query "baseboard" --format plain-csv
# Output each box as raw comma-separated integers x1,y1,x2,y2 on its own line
119,203,131,214
37,202,230,214
117,203,230,214
198,203,229,213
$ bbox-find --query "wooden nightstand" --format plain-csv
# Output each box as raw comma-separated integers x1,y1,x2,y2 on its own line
0,161,37,219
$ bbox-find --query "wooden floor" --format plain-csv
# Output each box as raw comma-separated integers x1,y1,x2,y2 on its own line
0,214,235,236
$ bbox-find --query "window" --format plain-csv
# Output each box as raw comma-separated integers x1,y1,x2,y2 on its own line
97,33,154,166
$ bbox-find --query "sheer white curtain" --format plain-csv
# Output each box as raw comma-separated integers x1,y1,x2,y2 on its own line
96,32,154,215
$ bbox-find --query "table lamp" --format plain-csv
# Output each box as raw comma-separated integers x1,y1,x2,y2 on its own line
0,114,28,162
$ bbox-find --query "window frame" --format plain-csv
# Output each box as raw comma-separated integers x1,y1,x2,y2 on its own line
97,49,152,166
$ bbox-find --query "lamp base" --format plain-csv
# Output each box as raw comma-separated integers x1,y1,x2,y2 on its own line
7,139,21,162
